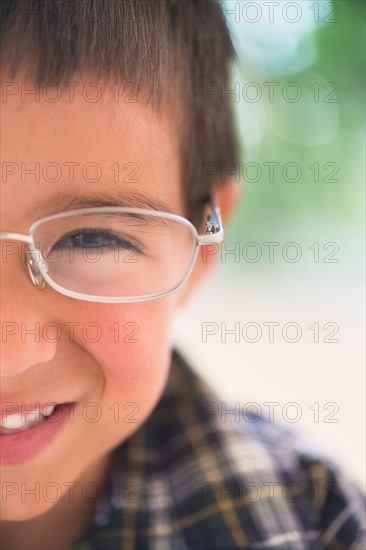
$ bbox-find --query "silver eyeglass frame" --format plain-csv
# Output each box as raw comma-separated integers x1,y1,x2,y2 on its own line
0,200,224,303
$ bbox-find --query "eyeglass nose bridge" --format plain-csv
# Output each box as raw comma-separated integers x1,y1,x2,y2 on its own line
25,247,46,290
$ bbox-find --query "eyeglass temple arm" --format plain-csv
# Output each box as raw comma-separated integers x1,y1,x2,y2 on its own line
1,205,224,247
0,232,33,243
197,199,224,245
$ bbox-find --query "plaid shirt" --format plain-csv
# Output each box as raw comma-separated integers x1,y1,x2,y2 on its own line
70,350,366,550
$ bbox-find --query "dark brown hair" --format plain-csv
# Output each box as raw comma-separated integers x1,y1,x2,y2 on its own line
1,0,239,227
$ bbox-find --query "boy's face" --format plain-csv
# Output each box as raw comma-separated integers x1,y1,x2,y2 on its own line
0,80,190,520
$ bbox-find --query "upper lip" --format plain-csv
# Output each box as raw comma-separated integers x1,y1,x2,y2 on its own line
0,402,63,417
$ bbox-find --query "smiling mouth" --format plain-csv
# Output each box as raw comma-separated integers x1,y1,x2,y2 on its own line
0,404,66,435
0,402,78,465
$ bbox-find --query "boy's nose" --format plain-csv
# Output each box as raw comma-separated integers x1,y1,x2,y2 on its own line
0,263,58,377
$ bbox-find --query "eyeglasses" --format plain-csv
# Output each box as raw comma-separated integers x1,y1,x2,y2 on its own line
0,199,223,303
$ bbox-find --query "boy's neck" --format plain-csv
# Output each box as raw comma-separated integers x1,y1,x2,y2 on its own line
1,452,113,550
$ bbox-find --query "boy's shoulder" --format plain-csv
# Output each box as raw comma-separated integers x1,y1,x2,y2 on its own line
71,350,366,550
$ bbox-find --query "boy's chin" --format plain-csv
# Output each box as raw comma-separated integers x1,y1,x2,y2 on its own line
0,500,55,522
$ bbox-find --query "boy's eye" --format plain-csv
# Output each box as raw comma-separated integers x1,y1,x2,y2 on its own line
52,229,141,253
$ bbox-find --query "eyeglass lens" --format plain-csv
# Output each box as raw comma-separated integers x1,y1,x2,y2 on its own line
32,212,197,298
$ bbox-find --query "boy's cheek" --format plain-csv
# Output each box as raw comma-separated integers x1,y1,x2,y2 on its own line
70,298,175,400
0,302,175,520
66,300,175,481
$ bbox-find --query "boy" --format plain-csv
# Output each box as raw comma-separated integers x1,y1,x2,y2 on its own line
0,1,364,548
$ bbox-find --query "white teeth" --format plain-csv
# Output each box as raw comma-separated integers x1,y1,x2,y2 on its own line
42,405,56,417
23,410,43,423
1,411,42,430
0,406,56,431
2,414,29,430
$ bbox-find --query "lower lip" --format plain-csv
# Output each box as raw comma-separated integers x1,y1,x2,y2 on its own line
0,403,76,466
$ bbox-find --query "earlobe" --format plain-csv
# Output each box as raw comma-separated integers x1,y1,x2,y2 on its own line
176,177,242,307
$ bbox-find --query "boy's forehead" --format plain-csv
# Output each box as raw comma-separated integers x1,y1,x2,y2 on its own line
1,79,183,224
2,79,176,162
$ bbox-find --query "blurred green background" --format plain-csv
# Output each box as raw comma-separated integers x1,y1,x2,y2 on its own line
226,0,365,248
174,0,365,488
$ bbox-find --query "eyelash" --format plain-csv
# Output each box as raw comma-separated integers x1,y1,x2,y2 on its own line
51,229,141,253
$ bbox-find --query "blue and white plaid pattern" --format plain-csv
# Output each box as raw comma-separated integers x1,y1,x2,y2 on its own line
70,350,366,549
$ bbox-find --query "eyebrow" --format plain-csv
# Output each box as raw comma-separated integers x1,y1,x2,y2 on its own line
38,190,173,216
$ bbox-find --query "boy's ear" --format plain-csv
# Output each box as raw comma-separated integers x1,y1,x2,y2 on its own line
176,177,242,307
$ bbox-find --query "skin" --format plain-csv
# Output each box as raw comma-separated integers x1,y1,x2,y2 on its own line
0,79,238,549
